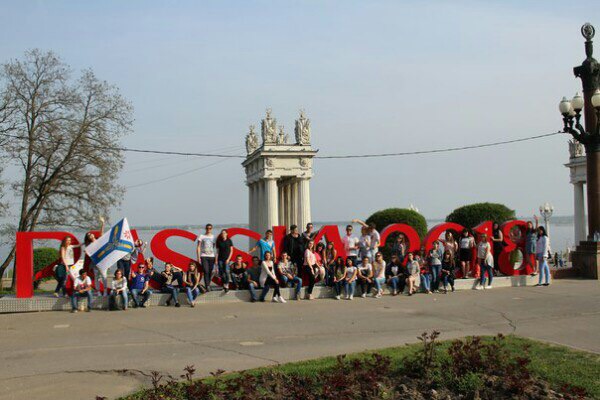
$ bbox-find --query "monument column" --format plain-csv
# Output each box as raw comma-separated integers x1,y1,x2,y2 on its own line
265,178,279,231
574,182,587,244
248,183,254,231
291,180,298,228
297,178,311,230
278,181,285,227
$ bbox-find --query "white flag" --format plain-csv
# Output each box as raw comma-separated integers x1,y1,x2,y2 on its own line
85,218,134,275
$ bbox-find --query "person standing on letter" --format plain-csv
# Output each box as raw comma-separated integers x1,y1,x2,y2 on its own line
196,224,216,292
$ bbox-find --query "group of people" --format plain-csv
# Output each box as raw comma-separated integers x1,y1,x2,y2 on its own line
54,218,552,312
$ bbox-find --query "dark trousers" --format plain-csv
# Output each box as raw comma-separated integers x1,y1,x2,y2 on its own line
442,270,455,289
358,277,372,295
260,277,281,301
117,259,132,280
54,275,67,296
304,265,316,294
201,257,215,290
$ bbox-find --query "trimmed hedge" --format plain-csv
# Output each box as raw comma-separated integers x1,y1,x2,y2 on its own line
366,208,428,258
445,203,515,229
33,247,59,287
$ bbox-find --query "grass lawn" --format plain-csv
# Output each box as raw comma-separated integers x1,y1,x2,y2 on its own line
122,335,600,399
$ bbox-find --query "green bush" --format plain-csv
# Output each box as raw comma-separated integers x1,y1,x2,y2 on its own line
445,202,515,229
366,208,428,258
33,247,59,287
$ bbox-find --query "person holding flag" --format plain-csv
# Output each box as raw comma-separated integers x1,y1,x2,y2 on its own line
86,218,136,298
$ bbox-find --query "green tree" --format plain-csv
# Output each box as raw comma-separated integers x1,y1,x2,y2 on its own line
445,202,515,229
33,247,59,289
0,49,133,288
365,208,428,258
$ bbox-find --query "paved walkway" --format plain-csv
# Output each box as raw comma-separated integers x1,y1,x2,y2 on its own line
0,279,598,400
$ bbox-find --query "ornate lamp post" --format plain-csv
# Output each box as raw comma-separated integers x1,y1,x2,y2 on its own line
558,23,600,278
539,202,554,236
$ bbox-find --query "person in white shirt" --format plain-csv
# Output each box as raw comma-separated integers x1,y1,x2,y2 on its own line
71,269,93,313
353,219,380,262
405,253,420,296
535,226,551,286
372,252,386,298
476,234,493,290
342,225,359,266
259,251,285,303
84,217,107,297
54,236,81,298
344,258,358,300
196,223,216,292
357,256,373,298
459,229,475,278
110,269,128,310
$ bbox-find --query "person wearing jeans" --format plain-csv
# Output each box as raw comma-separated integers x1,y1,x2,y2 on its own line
303,240,318,300
161,263,182,307
332,256,347,300
185,261,202,307
71,270,93,313
357,256,373,298
110,269,129,310
196,224,216,291
344,258,358,300
441,250,455,293
130,264,153,308
372,252,386,298
278,252,302,300
385,255,403,296
536,226,551,286
429,241,443,292
246,257,261,302
215,229,233,293
477,235,494,290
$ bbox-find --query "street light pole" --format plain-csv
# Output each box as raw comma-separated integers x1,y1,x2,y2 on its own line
539,202,554,237
558,23,600,279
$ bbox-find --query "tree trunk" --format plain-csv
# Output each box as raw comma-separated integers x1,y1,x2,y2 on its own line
0,245,16,289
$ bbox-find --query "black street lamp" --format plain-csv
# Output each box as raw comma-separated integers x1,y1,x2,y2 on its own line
558,23,600,279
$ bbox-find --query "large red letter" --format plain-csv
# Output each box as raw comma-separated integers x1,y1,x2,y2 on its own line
16,231,79,298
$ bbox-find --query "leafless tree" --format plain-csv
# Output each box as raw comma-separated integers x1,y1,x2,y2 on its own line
0,49,133,287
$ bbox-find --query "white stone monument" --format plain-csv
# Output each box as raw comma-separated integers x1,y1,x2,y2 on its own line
243,109,317,234
565,140,587,245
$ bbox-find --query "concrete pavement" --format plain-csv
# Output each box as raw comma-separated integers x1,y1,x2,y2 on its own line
0,279,598,400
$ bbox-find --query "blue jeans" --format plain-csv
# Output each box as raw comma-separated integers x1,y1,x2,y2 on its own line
373,277,385,292
538,257,550,285
334,280,344,296
420,274,431,292
130,288,152,306
162,285,180,304
111,290,128,310
281,275,302,297
248,282,259,301
430,265,441,291
71,291,93,310
387,276,400,291
218,260,231,286
344,280,356,297
186,287,200,303
480,263,493,286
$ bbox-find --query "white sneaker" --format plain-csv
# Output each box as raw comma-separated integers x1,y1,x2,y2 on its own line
375,293,382,298
335,295,340,300
361,293,366,298
475,285,483,290
272,297,279,303
349,295,354,300
279,296,287,303
485,285,492,289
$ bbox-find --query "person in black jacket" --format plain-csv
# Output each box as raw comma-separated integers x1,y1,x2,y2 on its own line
385,255,404,296
283,225,305,269
441,250,455,293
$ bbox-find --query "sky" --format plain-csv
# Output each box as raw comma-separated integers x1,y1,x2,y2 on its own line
0,1,598,227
